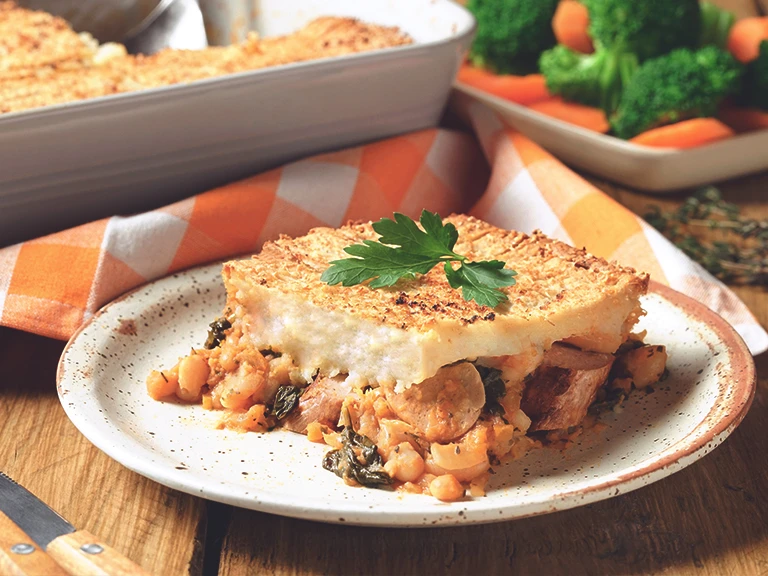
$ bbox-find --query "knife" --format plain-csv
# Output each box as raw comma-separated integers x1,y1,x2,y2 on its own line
0,472,150,576
0,509,67,576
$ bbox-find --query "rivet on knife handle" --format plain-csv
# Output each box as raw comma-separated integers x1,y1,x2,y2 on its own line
0,511,67,576
46,530,150,576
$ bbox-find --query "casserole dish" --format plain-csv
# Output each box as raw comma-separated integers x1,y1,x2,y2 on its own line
0,0,475,246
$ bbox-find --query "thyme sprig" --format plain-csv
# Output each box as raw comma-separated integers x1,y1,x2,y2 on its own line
645,187,768,285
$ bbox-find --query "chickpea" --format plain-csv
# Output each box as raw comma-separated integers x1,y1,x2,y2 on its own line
217,342,238,372
177,354,209,402
176,389,199,402
146,369,178,400
384,442,425,483
219,363,265,410
429,474,465,502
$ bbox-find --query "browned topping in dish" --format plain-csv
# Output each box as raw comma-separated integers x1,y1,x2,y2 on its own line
0,2,412,114
0,2,99,76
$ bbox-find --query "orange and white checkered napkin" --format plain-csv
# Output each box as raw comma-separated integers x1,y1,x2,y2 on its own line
1,107,766,355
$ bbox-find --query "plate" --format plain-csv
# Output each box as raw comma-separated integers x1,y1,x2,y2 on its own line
57,263,755,527
451,86,768,193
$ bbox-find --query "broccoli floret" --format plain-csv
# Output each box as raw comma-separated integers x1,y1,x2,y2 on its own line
539,44,638,113
612,46,743,139
739,41,768,110
466,0,559,75
699,1,736,49
585,0,701,62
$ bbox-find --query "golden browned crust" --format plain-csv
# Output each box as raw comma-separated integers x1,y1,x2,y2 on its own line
257,16,413,59
0,3,411,114
224,214,649,332
0,2,98,77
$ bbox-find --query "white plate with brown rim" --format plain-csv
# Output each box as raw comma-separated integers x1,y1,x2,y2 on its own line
56,262,756,526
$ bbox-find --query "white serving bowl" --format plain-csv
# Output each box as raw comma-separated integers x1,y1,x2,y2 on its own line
452,84,768,193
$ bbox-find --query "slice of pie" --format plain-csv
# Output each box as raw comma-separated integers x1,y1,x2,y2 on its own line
147,215,667,501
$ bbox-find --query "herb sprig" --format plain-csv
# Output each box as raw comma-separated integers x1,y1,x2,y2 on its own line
321,211,517,307
645,187,768,285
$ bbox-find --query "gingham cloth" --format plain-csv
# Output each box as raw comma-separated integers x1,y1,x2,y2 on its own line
1,106,766,355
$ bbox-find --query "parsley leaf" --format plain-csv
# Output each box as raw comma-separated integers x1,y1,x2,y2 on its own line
321,240,438,288
321,210,518,307
372,211,460,258
444,260,518,308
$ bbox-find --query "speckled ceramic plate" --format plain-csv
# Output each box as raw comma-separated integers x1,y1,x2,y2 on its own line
57,264,756,527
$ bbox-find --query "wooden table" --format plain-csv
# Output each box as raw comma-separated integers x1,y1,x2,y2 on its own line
1,172,765,575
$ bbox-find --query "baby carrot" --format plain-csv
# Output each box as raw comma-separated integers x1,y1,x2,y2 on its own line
553,0,593,54
629,118,735,148
457,65,551,105
727,17,768,63
528,97,610,133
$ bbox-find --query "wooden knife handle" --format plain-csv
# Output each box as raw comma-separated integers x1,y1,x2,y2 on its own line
0,511,67,576
46,530,150,576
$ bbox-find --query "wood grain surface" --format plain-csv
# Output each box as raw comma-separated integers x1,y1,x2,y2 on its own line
1,1,767,574
0,332,206,575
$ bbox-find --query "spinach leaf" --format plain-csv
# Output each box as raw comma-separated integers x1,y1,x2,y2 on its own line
204,317,231,349
474,364,506,416
322,427,392,488
271,385,302,420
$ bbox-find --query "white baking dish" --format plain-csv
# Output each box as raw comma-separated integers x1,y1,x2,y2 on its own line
452,83,768,193
0,0,475,246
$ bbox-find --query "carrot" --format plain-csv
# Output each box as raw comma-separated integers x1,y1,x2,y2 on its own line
727,17,768,63
629,118,735,149
719,105,768,132
553,0,593,54
457,65,551,105
527,97,610,133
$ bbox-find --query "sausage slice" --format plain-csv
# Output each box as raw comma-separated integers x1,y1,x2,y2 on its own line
282,375,352,434
383,362,485,443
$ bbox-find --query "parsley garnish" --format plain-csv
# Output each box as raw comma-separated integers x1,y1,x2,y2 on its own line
321,210,517,307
